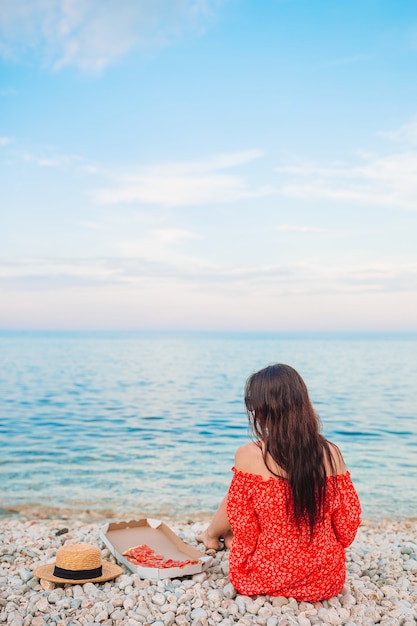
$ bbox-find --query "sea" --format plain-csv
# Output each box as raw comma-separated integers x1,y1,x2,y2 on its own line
0,331,416,522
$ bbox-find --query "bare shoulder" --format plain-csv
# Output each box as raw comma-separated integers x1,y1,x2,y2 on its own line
234,442,262,472
234,441,279,479
326,441,347,475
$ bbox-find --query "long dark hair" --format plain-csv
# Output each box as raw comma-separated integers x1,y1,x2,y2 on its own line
245,364,336,536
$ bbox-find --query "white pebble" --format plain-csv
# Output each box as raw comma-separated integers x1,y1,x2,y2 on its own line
152,592,167,606
83,582,100,596
123,595,136,611
48,588,64,604
18,569,32,582
2,517,417,626
35,597,49,612
162,610,175,626
190,607,208,620
222,583,236,599
192,572,208,583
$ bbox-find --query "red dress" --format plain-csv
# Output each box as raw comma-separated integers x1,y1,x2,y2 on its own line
226,467,361,602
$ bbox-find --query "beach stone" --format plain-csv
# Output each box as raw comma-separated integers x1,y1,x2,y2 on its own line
72,584,84,598
17,569,32,582
35,597,50,612
207,589,223,605
235,595,247,615
48,588,65,603
222,583,236,599
2,517,417,626
317,607,342,625
95,608,109,621
123,595,136,611
403,558,417,572
190,607,208,620
162,611,175,626
246,599,261,615
192,572,208,583
39,579,55,590
152,592,166,606
161,602,178,614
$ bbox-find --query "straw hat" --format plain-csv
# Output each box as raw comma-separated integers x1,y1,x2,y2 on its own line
33,543,122,584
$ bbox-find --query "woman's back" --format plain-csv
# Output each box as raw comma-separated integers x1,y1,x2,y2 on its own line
227,443,361,601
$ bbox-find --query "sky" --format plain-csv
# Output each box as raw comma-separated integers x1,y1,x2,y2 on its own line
1,0,417,332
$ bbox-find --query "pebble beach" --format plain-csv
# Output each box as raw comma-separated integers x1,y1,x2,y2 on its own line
1,516,416,626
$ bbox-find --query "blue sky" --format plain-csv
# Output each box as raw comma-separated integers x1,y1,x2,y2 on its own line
1,0,417,331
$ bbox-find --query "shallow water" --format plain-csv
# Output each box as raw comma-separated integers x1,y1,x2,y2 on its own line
1,331,416,520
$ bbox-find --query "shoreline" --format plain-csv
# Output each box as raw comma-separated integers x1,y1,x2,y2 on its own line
1,516,416,625
2,501,416,525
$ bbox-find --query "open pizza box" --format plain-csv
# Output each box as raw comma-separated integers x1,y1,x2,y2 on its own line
100,518,213,580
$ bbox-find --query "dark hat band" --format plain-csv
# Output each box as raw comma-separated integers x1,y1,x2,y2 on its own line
53,565,103,580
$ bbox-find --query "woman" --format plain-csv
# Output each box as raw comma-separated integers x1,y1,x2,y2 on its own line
197,364,361,602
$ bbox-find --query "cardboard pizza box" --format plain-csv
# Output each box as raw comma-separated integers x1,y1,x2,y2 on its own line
100,518,212,580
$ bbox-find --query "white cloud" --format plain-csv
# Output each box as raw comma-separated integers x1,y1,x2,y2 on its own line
0,0,223,71
2,256,417,330
378,119,417,145
275,224,323,233
20,148,85,168
0,137,13,146
79,220,112,232
151,228,200,243
93,150,271,208
276,148,417,211
2,256,416,296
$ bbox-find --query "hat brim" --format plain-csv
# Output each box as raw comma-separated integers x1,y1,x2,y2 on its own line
33,560,123,584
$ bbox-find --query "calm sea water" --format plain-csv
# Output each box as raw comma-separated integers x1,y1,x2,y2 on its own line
0,331,416,521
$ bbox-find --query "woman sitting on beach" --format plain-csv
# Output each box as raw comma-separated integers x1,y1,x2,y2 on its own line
197,364,361,602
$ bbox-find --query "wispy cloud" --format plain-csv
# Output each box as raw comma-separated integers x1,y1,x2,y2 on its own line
151,228,200,244
2,257,416,296
19,147,86,169
109,228,201,259
0,137,13,146
378,119,417,145
276,142,417,211
93,150,272,208
275,224,323,233
0,0,224,71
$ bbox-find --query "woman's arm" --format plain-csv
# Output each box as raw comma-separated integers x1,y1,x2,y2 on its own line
196,495,233,550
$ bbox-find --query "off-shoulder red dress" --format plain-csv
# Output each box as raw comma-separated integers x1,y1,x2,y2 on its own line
226,468,361,602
